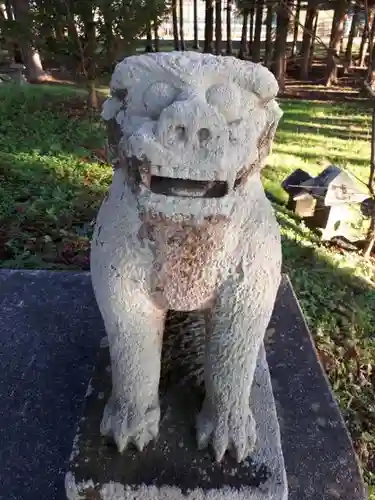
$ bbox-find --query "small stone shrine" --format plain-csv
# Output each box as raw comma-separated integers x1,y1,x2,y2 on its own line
0,62,27,84
282,165,369,240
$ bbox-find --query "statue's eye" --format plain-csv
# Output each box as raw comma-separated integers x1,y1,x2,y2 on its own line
206,84,258,122
143,82,179,119
205,84,241,122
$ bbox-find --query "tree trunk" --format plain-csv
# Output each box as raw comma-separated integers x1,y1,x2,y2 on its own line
87,80,99,111
172,0,180,50
239,8,249,59
145,23,153,52
226,0,233,54
324,0,349,87
359,15,370,68
0,2,15,62
193,0,199,49
204,0,214,53
363,228,375,258
344,4,359,71
367,24,375,86
253,0,264,63
11,0,47,82
154,21,160,51
5,0,14,19
308,10,319,70
300,0,317,79
248,6,255,57
291,0,301,56
66,11,83,76
83,8,98,109
55,22,65,43
273,0,292,91
101,7,116,66
215,0,222,54
179,0,185,50
367,15,375,67
364,105,375,258
264,3,273,67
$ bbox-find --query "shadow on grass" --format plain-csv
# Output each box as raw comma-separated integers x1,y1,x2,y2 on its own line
278,100,370,142
272,146,371,169
0,84,111,269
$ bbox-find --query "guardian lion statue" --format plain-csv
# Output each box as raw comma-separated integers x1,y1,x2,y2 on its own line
90,51,283,464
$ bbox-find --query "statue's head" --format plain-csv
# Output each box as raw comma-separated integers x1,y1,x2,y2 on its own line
102,52,282,220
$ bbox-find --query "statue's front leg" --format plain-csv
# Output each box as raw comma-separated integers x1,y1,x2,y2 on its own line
197,268,279,463
96,280,166,453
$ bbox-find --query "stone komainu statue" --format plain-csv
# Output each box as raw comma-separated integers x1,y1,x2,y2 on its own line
90,51,283,464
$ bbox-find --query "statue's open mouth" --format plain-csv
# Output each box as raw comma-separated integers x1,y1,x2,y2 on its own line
148,176,229,198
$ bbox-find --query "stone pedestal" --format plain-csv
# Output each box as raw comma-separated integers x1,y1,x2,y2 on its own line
65,341,287,500
64,276,367,500
0,270,367,500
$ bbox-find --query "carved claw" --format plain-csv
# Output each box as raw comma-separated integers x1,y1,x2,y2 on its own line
101,396,160,453
196,401,256,463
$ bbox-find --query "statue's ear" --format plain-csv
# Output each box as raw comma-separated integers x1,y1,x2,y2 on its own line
257,121,277,168
257,100,282,169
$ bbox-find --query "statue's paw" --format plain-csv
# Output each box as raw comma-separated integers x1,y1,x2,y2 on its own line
196,401,256,463
101,396,160,453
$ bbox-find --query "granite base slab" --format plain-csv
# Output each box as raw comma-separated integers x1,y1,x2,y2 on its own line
0,270,366,500
65,341,288,500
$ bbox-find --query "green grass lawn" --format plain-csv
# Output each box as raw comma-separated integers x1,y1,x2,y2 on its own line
0,84,374,485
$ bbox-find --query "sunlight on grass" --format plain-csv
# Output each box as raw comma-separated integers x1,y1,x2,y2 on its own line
0,85,112,268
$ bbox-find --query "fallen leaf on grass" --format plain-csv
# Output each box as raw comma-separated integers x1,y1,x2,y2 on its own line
317,348,338,372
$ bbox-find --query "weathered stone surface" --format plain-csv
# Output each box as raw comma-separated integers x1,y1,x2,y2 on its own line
0,270,366,500
266,278,366,500
0,269,100,500
92,52,284,462
65,341,287,500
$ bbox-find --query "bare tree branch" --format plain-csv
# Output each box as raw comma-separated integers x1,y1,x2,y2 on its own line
279,0,342,62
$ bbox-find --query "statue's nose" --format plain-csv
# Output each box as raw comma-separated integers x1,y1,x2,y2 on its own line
172,124,211,145
155,98,227,151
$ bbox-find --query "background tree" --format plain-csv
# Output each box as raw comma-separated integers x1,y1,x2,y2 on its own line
248,3,255,55
291,0,301,56
193,0,199,48
344,2,359,71
204,0,214,52
273,0,293,90
215,0,222,54
11,0,47,81
252,0,264,62
324,0,350,86
238,3,250,59
300,0,318,79
179,0,185,50
226,0,233,54
264,0,274,67
171,0,180,49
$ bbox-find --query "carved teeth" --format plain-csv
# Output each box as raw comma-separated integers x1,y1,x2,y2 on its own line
149,176,228,198
140,171,151,188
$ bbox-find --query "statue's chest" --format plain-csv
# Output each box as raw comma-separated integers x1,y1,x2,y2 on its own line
138,214,230,311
